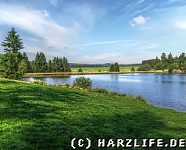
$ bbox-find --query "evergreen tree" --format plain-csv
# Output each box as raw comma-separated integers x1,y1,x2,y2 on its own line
0,28,25,79
0,52,22,79
161,52,167,63
63,57,71,72
22,52,31,72
109,63,120,72
178,53,185,69
114,63,120,72
109,64,115,72
167,52,174,64
33,52,47,72
1,27,24,53
48,60,53,72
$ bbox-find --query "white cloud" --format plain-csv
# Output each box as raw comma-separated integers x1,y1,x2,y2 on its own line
175,21,186,30
75,53,145,64
0,4,78,54
82,40,127,47
129,15,146,26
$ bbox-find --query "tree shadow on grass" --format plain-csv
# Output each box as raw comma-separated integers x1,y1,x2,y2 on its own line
1,108,186,150
0,80,186,150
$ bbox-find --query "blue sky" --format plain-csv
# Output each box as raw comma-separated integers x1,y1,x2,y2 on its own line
0,0,186,64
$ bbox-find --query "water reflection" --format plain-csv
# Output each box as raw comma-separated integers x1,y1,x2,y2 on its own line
24,73,186,112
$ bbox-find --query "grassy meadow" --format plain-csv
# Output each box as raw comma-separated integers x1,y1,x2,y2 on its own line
0,78,186,149
71,65,139,72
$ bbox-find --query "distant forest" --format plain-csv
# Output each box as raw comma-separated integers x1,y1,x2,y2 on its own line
138,52,186,73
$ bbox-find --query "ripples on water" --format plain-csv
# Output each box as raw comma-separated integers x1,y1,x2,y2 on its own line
24,73,186,112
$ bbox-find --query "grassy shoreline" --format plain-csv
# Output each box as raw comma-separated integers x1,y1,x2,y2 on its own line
0,78,186,149
24,70,168,78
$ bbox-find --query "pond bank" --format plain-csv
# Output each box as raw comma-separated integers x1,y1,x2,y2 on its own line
24,71,167,78
0,78,186,149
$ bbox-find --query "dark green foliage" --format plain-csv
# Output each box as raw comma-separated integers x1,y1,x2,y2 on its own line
33,52,47,73
131,67,135,72
0,52,23,79
47,60,53,72
109,64,115,72
137,64,151,71
73,77,92,88
78,68,83,72
51,57,71,72
181,62,186,72
22,52,32,73
141,52,186,72
142,59,158,68
109,62,120,72
1,27,24,53
161,52,167,64
0,28,26,79
167,64,174,73
167,52,174,64
154,61,163,70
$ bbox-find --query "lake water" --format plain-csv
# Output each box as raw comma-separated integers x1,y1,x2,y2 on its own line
24,73,186,112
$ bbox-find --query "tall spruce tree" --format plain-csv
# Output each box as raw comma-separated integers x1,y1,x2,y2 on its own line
1,27,24,53
0,27,25,79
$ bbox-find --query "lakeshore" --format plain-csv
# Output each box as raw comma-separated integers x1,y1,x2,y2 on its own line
0,78,186,149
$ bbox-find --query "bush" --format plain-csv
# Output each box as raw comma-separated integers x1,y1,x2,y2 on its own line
73,77,92,88
78,68,83,72
137,64,151,71
154,62,163,70
131,67,135,72
168,64,174,73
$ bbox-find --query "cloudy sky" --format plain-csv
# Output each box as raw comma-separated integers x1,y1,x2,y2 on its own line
0,0,186,64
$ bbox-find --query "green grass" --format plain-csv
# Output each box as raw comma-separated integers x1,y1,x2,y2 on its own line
0,78,186,149
71,65,139,72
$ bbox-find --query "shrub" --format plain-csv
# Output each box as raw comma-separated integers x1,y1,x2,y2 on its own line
73,77,92,88
168,64,174,73
154,62,163,70
78,68,83,72
131,67,135,72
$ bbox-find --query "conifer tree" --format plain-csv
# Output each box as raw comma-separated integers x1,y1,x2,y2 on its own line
1,27,23,53
0,27,25,79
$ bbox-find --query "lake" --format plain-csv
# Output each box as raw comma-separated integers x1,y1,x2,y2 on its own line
24,73,186,112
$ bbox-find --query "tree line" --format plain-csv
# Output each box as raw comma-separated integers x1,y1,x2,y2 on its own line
138,52,186,73
0,27,71,79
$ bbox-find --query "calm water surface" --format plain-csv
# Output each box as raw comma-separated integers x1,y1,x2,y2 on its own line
24,73,186,112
